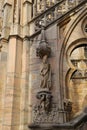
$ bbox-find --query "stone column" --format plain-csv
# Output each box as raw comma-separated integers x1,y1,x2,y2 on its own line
10,0,22,36
13,0,21,24
33,0,37,17
23,0,32,24
0,39,8,130
20,37,30,130
57,25,65,123
23,0,32,36
2,0,12,39
2,35,23,130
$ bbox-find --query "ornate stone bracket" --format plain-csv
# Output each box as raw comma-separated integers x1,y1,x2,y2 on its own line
36,90,52,113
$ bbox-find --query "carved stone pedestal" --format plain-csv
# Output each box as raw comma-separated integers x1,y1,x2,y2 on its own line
29,108,87,130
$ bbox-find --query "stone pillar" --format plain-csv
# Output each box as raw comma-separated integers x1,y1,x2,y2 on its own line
2,35,23,130
2,0,12,39
23,0,32,36
10,0,22,36
56,25,65,123
13,0,21,24
20,37,30,130
23,0,32,24
0,39,8,130
33,0,37,17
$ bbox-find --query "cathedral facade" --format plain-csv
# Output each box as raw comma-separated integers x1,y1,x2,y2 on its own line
0,0,87,130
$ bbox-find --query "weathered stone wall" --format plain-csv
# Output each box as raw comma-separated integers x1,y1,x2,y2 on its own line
29,23,69,124
0,62,7,130
0,1,87,130
0,41,7,130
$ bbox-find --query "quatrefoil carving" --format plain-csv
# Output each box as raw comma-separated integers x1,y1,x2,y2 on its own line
69,45,87,79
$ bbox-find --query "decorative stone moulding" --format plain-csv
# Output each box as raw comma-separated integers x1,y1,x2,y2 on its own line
82,17,87,37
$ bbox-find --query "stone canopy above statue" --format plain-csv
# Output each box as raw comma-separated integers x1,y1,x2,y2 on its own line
36,26,51,59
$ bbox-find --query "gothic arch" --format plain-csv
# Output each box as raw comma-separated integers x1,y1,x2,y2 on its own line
81,16,87,37
66,38,87,68
59,7,87,113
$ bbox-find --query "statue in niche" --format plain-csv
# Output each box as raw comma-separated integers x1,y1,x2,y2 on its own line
40,55,51,90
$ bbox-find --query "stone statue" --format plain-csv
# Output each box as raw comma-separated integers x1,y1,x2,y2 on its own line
40,55,51,89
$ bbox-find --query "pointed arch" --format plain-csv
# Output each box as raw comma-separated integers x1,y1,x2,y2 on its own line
59,7,87,107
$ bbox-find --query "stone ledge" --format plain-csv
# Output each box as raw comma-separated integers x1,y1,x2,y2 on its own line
28,109,87,129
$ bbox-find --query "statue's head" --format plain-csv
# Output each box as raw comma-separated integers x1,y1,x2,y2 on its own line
43,55,48,63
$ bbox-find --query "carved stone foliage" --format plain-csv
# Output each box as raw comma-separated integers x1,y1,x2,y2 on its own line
33,101,72,124
33,103,59,124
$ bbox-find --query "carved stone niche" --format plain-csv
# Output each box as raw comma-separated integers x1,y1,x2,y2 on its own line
36,90,52,113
